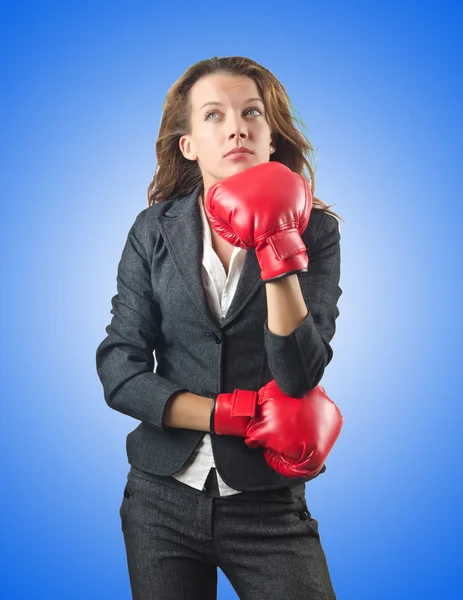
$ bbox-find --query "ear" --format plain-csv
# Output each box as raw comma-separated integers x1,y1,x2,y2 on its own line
179,135,197,161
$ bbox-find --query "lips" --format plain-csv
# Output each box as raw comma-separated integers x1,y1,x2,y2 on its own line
224,147,253,157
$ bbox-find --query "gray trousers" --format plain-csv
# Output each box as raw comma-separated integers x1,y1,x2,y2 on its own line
120,465,337,599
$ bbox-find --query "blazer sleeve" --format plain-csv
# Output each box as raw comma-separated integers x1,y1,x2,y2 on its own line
95,211,188,432
263,211,342,397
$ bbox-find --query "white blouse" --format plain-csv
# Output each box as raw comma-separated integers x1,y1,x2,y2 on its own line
171,192,247,496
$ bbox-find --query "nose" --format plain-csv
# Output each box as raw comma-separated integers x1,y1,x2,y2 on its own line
228,114,248,140
229,129,248,142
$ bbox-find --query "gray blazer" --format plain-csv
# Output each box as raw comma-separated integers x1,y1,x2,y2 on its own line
95,183,342,491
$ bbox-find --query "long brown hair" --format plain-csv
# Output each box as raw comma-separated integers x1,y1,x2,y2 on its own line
147,56,344,224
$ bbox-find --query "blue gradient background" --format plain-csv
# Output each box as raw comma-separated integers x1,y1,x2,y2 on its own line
1,1,461,598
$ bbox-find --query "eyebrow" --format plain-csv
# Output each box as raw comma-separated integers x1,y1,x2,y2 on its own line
200,97,264,110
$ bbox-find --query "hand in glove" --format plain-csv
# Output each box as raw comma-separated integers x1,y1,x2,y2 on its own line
243,380,344,479
205,161,312,282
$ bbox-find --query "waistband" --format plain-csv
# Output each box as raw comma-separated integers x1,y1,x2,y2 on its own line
128,464,305,500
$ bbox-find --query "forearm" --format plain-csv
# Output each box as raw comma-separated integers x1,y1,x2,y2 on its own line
265,274,308,336
163,391,213,431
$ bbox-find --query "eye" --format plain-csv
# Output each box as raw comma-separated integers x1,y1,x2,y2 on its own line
205,107,263,120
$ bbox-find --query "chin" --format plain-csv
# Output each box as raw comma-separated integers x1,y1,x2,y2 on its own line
226,161,255,173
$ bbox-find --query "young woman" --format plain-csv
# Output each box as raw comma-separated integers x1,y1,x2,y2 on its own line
96,55,344,600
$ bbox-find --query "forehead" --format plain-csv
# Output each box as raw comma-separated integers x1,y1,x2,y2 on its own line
189,73,261,109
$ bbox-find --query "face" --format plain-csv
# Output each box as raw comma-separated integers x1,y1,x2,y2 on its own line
179,72,275,201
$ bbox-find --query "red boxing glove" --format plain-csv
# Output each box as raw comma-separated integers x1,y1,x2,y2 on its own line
205,161,312,282
244,381,344,479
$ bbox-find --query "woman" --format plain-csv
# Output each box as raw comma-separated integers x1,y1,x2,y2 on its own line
96,55,344,600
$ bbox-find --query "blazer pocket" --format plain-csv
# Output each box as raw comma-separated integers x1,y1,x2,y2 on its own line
119,482,136,520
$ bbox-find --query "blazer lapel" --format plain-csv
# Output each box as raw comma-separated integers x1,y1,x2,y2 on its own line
157,184,263,330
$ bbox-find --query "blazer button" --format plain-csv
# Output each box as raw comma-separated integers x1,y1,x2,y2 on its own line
206,332,222,344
